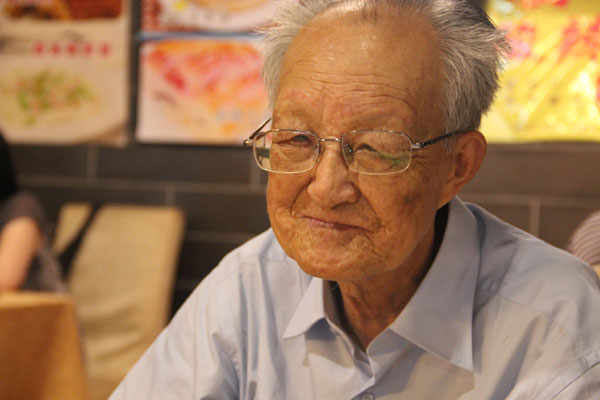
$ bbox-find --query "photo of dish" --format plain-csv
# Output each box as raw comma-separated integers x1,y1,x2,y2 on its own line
0,0,130,145
0,68,95,127
0,61,126,144
136,38,269,144
143,0,277,32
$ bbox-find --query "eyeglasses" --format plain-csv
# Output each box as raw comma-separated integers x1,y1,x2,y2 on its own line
243,118,462,175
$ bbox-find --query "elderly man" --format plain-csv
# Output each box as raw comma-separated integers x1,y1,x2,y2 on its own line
111,0,600,399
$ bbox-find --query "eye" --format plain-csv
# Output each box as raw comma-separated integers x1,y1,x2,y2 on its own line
354,143,377,153
290,134,311,144
274,131,314,146
342,131,412,174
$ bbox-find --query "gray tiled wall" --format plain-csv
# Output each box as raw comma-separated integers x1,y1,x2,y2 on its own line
12,141,600,314
462,142,600,245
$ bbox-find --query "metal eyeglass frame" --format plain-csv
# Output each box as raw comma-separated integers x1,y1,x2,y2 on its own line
243,118,463,175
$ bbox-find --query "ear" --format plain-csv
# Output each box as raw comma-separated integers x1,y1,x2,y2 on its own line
438,130,486,208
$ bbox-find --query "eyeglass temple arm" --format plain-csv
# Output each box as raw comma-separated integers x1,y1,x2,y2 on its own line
412,129,463,150
243,118,272,146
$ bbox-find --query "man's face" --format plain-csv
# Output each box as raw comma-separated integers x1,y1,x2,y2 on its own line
267,6,455,284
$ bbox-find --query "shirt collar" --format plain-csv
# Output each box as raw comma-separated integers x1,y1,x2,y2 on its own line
283,277,329,340
282,197,480,372
390,197,479,371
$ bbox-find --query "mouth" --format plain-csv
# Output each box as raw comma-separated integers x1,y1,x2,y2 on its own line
306,216,361,230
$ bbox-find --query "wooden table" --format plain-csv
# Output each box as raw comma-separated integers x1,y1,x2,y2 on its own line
0,291,89,400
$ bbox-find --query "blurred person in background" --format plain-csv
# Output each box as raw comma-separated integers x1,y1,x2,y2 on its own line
568,211,600,273
0,131,64,292
111,0,600,399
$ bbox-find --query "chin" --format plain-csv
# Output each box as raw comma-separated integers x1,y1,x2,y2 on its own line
271,212,382,281
296,258,356,281
287,236,376,282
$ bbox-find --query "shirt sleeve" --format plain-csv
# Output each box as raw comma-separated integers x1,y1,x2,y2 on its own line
108,269,240,400
0,192,47,233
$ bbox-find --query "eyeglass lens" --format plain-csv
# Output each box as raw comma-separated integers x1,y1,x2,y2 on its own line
253,130,413,175
254,130,319,173
343,131,412,174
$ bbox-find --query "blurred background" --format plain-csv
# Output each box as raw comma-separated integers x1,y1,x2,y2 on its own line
2,1,600,399
2,0,599,315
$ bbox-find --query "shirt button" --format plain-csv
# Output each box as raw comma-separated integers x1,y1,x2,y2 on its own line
360,392,375,400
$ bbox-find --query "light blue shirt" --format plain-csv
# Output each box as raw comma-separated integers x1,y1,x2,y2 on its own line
110,197,600,399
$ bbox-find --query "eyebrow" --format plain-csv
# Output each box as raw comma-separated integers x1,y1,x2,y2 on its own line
272,110,414,135
273,89,417,133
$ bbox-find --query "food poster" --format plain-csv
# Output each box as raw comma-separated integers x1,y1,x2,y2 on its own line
0,0,130,145
141,0,278,33
482,0,600,143
136,37,269,144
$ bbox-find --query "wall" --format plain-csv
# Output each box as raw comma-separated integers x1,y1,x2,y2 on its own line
462,142,600,246
11,141,600,314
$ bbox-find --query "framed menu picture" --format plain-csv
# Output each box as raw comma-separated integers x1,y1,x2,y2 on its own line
136,37,269,144
482,0,600,143
141,0,277,32
0,0,130,145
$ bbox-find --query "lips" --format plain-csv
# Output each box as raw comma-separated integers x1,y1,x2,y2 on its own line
289,195,381,233
307,216,360,230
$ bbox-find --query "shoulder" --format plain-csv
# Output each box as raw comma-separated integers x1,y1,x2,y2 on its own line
211,228,302,284
465,204,600,396
167,229,309,375
467,202,598,292
468,203,600,350
178,229,309,320
0,192,46,229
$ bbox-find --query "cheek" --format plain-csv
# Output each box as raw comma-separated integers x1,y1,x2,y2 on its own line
360,166,438,214
266,173,311,235
363,167,442,243
267,174,307,209
267,173,317,262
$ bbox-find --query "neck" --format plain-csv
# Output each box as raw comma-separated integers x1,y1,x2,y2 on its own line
335,205,448,350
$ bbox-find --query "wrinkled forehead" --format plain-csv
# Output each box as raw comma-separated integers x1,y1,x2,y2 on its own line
276,3,444,135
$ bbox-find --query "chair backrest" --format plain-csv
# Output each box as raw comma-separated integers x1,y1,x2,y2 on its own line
53,203,185,400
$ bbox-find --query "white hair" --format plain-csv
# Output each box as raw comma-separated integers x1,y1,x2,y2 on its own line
259,0,509,135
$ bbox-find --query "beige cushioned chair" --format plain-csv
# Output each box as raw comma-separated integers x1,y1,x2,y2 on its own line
53,203,185,400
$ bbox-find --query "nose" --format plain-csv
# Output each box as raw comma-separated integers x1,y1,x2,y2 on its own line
307,141,360,208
